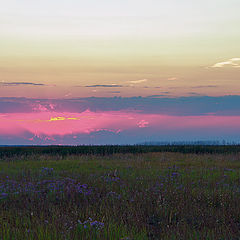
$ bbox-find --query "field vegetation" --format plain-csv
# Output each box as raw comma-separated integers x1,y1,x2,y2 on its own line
1,146,240,239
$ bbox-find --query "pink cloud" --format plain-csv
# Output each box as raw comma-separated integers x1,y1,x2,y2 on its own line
0,110,138,137
1,110,240,141
137,120,149,128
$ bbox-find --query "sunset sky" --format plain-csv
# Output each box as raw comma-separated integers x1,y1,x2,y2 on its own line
0,0,239,144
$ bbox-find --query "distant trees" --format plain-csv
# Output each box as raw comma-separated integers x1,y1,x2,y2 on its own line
0,143,240,158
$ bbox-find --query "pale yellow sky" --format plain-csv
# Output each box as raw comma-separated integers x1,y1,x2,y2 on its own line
0,0,239,98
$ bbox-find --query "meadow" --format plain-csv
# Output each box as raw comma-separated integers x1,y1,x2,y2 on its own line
1,146,240,239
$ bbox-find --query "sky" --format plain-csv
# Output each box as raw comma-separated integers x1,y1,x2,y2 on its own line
0,0,239,144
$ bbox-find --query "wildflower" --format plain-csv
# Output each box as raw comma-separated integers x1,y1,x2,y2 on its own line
77,218,104,231
90,221,104,230
171,172,179,177
40,167,54,176
0,192,8,199
107,191,121,199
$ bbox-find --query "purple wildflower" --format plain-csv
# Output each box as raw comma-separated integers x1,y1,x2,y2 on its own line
0,192,8,199
90,221,104,230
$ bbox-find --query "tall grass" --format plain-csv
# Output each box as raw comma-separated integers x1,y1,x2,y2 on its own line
1,152,240,239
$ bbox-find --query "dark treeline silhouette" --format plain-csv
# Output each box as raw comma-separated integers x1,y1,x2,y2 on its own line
1,144,240,158
140,140,236,145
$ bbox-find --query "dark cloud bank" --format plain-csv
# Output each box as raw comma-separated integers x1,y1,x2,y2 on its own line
84,84,123,88
0,82,45,86
1,95,240,116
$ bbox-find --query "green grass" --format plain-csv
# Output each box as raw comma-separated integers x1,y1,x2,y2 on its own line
1,151,240,239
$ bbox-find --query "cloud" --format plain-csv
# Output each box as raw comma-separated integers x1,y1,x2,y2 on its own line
129,79,148,84
161,91,170,94
64,93,72,97
149,91,170,94
146,95,167,98
187,92,203,96
2,95,240,116
48,117,78,122
85,84,123,88
167,77,178,81
137,120,149,128
211,58,240,68
0,82,45,86
191,85,218,89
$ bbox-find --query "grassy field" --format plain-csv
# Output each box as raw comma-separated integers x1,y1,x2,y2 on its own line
1,150,240,239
